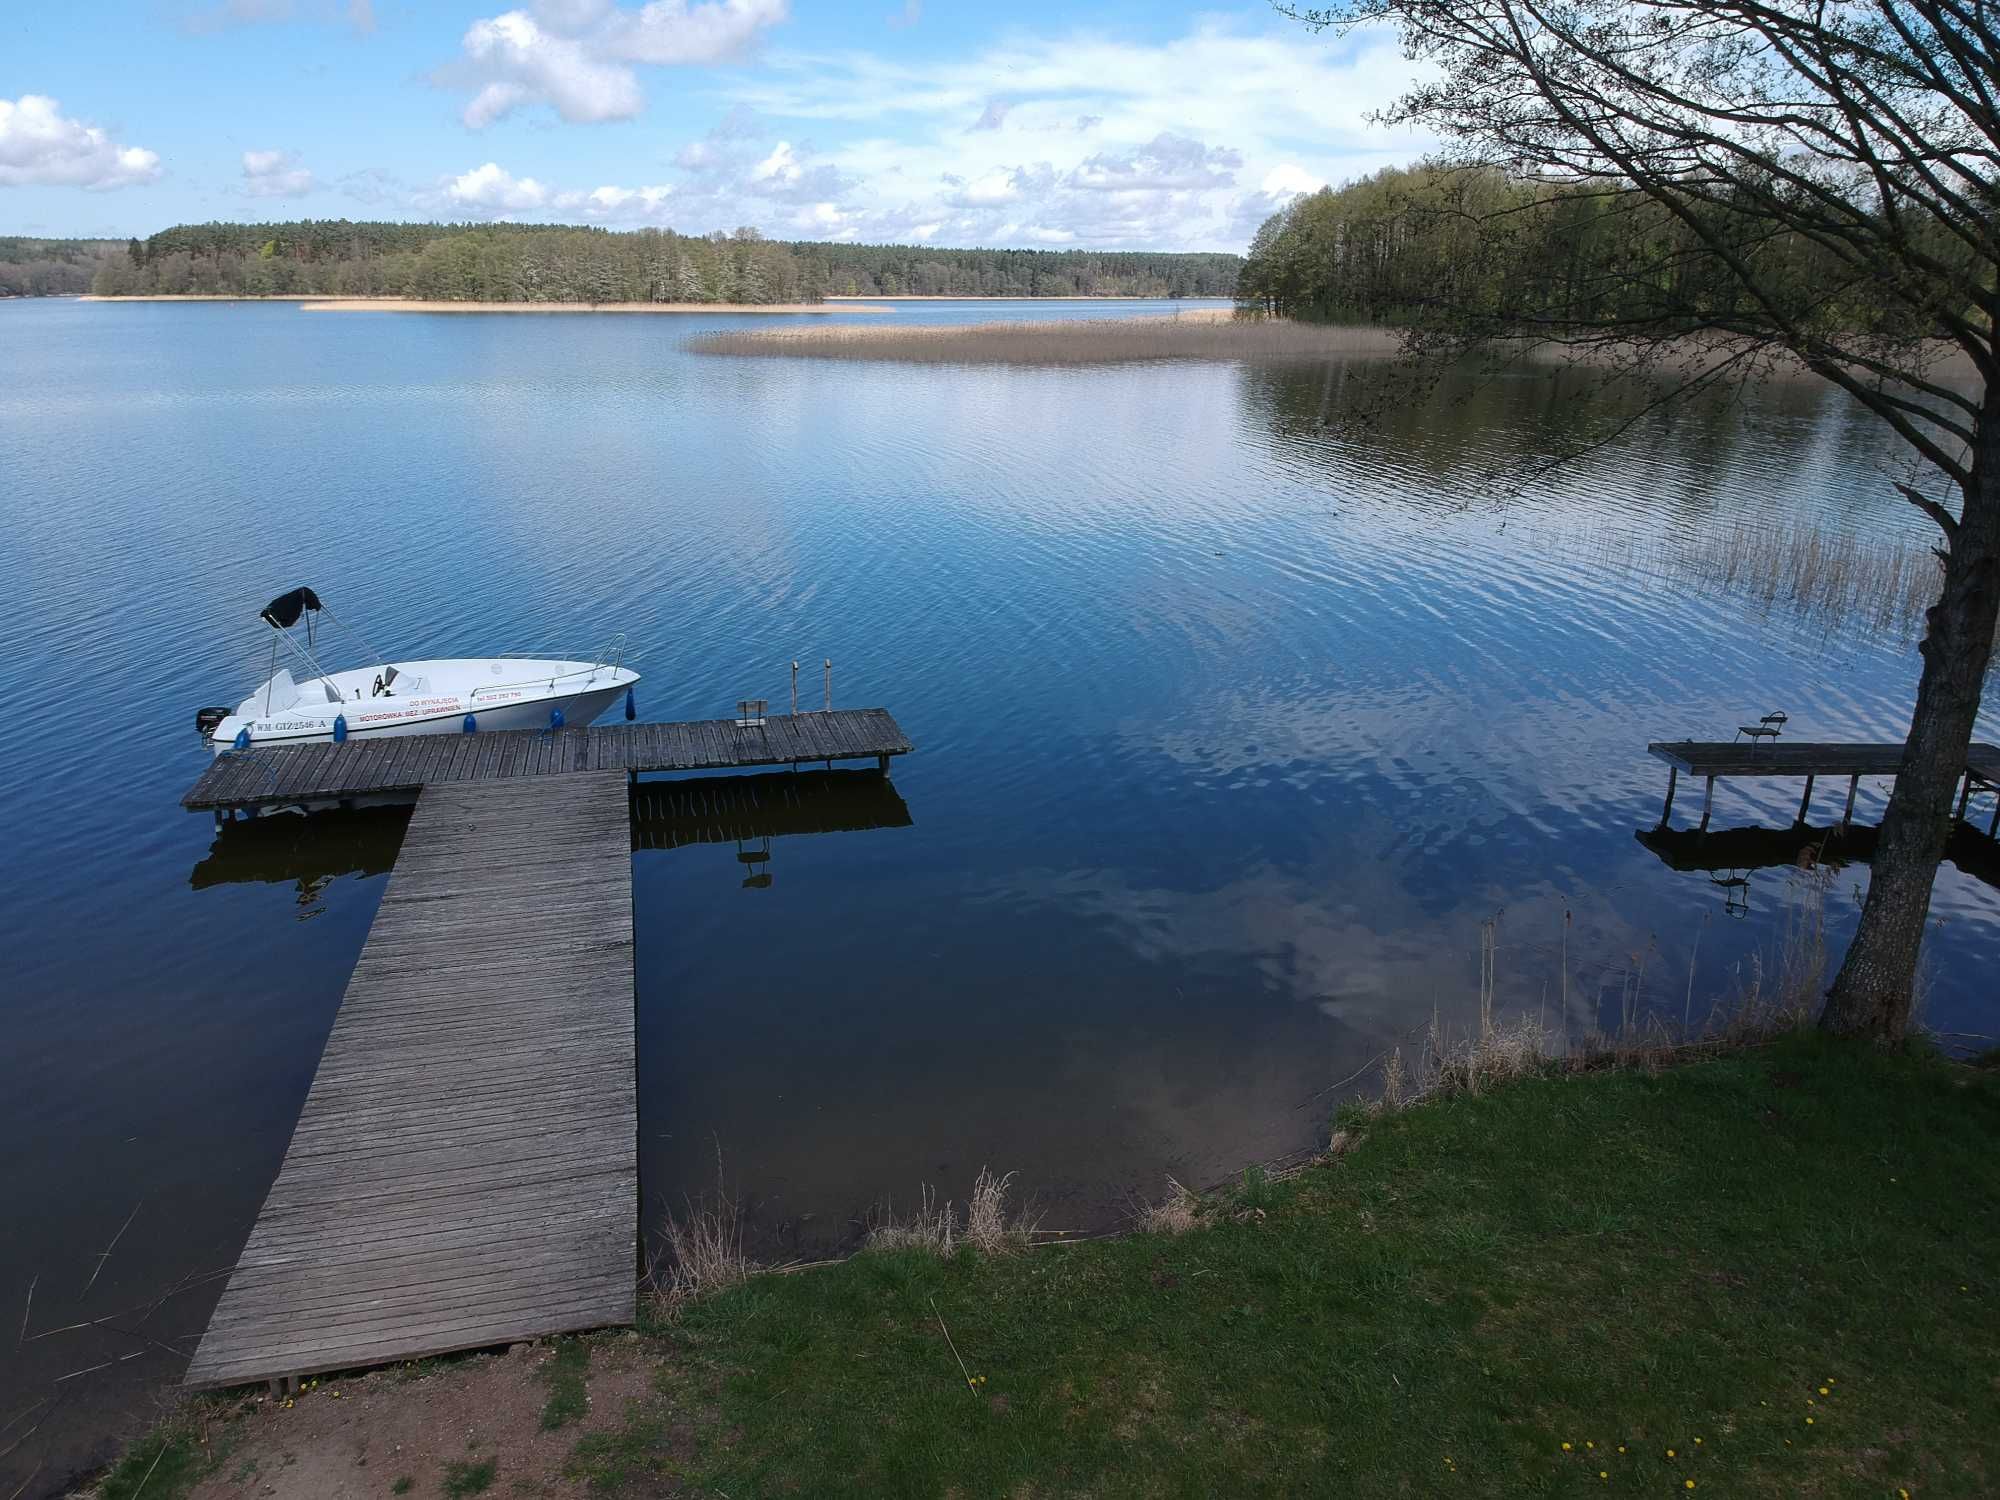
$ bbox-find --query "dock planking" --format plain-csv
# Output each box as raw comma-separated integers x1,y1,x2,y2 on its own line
182,772,637,1389
1647,739,2000,833
183,708,913,814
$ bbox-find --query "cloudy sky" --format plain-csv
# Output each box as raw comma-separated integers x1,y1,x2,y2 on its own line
2,0,1428,250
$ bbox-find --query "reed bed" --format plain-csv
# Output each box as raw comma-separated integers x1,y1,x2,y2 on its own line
690,314,1405,366
1586,517,1953,642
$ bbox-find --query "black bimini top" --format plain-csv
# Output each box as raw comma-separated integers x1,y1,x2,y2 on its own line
259,587,323,630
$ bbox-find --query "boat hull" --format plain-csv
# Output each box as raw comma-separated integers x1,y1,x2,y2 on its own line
207,668,637,752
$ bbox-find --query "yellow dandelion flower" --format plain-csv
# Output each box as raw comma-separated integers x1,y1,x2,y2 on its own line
1686,1483,1696,1492
1694,1438,1703,1445
1806,1418,1815,1426
1617,1446,1626,1454
1666,1449,1677,1459
1599,1472,1608,1481
1562,1443,1573,1452
1586,1442,1594,1450
1806,1399,1815,1406
1818,1386,1828,1396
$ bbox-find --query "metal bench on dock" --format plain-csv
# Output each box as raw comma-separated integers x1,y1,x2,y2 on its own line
1648,739,2000,834
182,707,914,817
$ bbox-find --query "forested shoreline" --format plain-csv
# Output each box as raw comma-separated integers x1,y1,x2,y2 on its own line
0,238,124,297
1233,164,1940,334
76,219,1240,303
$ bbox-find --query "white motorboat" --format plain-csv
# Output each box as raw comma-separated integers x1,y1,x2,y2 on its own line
196,587,640,750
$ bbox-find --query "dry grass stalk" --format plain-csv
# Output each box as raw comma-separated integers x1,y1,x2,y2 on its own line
1582,519,1974,646
644,1149,753,1322
1138,1177,1203,1236
871,1168,1039,1257
964,1168,1038,1254
866,1184,957,1257
1350,868,1834,1123
691,315,1405,366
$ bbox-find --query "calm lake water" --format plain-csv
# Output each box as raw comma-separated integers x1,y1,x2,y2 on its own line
3,296,1996,1490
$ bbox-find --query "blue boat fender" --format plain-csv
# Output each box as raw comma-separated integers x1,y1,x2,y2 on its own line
624,686,636,721
463,713,478,734
332,714,347,744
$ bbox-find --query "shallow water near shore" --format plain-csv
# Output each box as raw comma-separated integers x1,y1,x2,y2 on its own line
2,295,1996,1492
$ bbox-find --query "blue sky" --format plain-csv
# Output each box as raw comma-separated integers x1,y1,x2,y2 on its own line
2,0,1428,250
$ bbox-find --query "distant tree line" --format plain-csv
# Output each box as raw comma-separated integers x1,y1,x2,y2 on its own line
84,219,1241,302
802,243,1240,298
92,221,818,303
1235,165,1945,334
0,237,125,296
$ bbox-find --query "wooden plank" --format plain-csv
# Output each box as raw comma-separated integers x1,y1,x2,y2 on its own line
1646,740,2000,779
184,772,636,1389
182,709,913,809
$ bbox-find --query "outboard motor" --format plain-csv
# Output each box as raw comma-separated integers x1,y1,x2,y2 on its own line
194,705,232,738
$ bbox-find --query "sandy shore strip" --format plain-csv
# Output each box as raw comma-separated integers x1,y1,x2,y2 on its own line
81,295,889,314
692,312,1405,365
301,299,886,314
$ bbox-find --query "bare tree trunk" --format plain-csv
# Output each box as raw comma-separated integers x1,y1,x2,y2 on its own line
1823,395,2000,1040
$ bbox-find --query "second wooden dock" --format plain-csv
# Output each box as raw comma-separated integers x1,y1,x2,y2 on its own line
1648,739,2000,833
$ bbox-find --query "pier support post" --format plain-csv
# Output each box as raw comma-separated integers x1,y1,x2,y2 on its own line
1796,774,1816,826
1957,774,1973,823
1699,775,1716,834
1843,774,1859,827
1659,766,1678,827
877,753,889,774
1989,791,1999,840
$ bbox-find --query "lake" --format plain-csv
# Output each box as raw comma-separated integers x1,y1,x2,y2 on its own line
3,296,1995,1491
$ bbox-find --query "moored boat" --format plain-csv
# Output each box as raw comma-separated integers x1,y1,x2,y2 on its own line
196,587,640,750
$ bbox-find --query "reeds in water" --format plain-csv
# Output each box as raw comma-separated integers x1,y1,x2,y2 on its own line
690,314,1405,366
1589,518,1952,642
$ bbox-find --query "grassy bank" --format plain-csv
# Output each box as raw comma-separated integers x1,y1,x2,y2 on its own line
93,1035,1999,1499
690,313,1403,365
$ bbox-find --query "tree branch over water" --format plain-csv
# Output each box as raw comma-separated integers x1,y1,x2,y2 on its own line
1266,0,2000,1039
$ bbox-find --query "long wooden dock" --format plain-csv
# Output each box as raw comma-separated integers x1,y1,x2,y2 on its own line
184,772,637,1388
1648,739,2000,833
183,707,913,815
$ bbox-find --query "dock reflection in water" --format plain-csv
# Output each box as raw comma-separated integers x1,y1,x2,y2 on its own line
1635,820,2000,912
188,769,916,899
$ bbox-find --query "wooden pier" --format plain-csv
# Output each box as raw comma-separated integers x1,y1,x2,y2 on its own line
1648,739,2000,834
182,708,914,1390
185,772,638,1388
182,707,913,816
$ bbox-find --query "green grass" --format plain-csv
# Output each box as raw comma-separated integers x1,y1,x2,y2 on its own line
440,1455,497,1496
539,1336,591,1430
93,1425,207,1500
579,1035,1999,1498
390,1478,412,1496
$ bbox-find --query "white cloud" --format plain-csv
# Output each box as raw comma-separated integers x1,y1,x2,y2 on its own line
698,19,1428,249
1070,133,1241,192
0,96,161,190
444,0,787,127
602,0,787,65
456,12,643,126
1261,164,1325,200
966,99,1010,133
241,149,316,197
442,161,678,223
446,160,552,211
